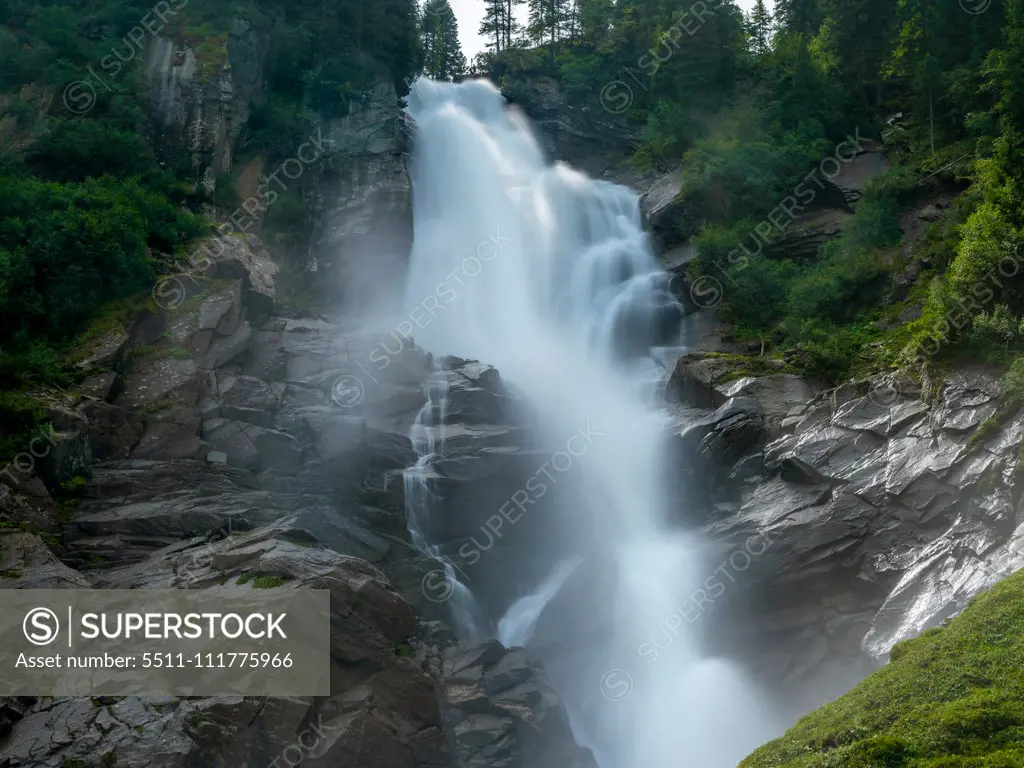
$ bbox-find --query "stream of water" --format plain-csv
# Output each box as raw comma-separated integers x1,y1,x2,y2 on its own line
399,76,779,768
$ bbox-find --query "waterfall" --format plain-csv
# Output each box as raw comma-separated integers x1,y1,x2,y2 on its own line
400,76,780,768
497,556,582,648
403,366,489,641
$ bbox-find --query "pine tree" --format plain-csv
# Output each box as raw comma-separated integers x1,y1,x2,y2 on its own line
421,0,467,80
774,0,821,39
886,0,952,155
818,0,896,106
577,0,613,45
505,0,525,48
527,0,569,51
480,0,524,51
748,0,772,55
480,0,506,52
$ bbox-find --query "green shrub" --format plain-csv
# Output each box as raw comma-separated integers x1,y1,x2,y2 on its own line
1000,357,1024,404
25,120,162,184
0,175,205,385
948,202,1019,299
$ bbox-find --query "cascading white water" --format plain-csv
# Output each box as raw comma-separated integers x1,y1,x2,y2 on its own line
497,556,582,648
404,369,489,641
400,77,780,768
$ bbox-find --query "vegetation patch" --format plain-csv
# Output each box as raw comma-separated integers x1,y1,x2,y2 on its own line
741,569,1024,768
251,575,286,589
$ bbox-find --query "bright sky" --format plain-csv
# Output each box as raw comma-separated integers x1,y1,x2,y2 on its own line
451,0,769,60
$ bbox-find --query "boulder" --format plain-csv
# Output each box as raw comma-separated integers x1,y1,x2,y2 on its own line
638,166,685,251
443,641,599,768
0,531,89,588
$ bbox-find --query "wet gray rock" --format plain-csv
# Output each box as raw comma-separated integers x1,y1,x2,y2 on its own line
444,641,599,768
667,364,1024,704
145,20,267,191
311,78,413,315
508,76,640,179
0,532,89,589
638,166,685,251
0,230,596,768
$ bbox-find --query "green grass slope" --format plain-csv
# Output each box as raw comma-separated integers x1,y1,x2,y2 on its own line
741,569,1024,768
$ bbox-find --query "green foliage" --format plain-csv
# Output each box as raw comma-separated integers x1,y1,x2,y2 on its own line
251,575,286,589
676,113,832,237
741,568,1024,768
948,202,1019,299
0,175,205,385
701,173,906,382
1000,357,1024,405
394,642,413,657
422,0,467,80
479,0,1024,384
24,120,163,184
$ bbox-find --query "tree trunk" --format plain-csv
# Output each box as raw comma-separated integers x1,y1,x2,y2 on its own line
506,0,512,48
929,86,935,156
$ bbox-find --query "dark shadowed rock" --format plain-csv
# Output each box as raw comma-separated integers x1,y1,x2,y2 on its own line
443,640,599,768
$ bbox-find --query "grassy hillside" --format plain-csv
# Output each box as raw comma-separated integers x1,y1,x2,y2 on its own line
741,568,1024,768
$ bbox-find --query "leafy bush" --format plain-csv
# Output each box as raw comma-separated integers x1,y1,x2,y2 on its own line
700,172,903,381
948,202,1019,300
676,111,833,240
25,120,162,184
1000,357,1024,405
0,175,205,384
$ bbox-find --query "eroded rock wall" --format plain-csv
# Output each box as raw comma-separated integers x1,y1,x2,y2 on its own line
664,361,1024,711
0,235,595,768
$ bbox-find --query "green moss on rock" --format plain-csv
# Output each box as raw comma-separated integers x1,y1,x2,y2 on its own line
251,575,285,589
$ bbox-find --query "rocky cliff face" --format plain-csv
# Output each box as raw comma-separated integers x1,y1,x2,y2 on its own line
664,358,1024,711
309,79,414,315
0,235,595,768
507,76,641,179
146,17,269,192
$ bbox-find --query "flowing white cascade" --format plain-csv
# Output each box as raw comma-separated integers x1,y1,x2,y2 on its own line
400,77,780,768
497,556,582,648
404,369,489,641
